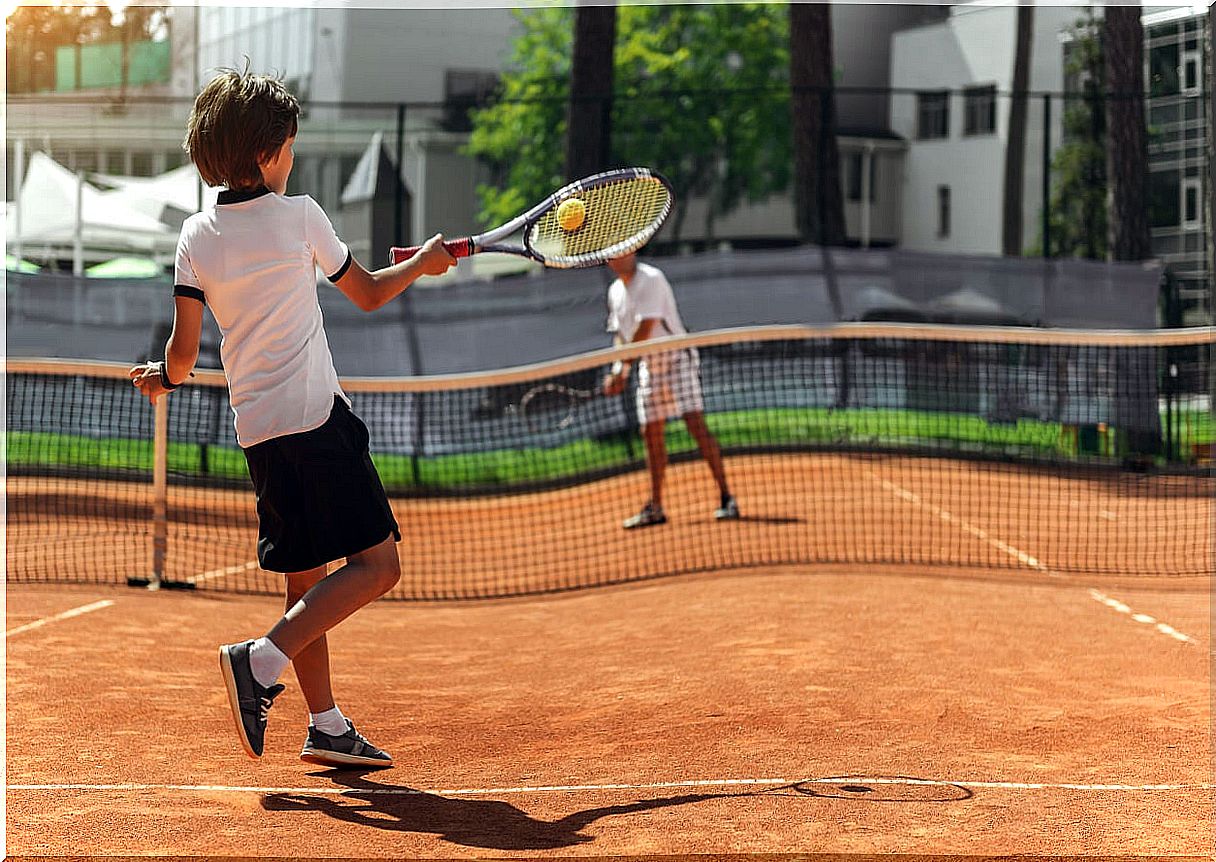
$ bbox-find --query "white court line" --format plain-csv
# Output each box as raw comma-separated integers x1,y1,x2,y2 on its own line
869,473,1199,645
6,600,115,638
6,776,1210,796
192,560,261,585
869,474,1056,576
1089,590,1194,644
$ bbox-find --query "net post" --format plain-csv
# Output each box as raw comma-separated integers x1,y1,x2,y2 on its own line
149,394,169,590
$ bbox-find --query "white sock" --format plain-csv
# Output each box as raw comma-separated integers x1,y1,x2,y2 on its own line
310,706,349,736
248,637,290,688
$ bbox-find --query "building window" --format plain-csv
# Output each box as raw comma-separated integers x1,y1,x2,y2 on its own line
1181,50,1201,95
130,151,155,177
937,186,950,238
963,85,996,135
917,91,949,140
1149,43,1180,97
71,150,99,174
846,152,877,202
1149,169,1181,228
443,70,499,133
1182,178,1200,229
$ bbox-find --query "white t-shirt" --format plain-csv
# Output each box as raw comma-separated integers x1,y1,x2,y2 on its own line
605,261,687,342
174,188,352,448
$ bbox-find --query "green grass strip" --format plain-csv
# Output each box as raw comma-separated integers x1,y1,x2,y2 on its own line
9,405,1213,490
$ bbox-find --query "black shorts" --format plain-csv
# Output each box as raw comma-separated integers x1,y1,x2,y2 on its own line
242,396,401,574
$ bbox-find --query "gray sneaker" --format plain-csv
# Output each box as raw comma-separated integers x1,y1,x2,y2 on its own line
715,495,740,520
219,640,285,759
301,719,393,768
623,501,667,530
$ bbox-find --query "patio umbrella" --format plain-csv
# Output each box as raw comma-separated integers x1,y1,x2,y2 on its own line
86,256,165,278
6,255,41,273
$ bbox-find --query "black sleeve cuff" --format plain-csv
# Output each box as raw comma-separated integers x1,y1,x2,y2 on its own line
327,250,353,283
173,284,206,303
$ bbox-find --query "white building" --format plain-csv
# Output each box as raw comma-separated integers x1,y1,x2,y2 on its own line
1142,4,1210,323
888,2,1213,325
889,2,1080,256
9,5,953,267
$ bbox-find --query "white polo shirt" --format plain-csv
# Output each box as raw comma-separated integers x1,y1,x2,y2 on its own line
605,261,687,342
174,187,353,448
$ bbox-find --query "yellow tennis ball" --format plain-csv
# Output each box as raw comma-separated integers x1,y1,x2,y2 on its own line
556,197,586,232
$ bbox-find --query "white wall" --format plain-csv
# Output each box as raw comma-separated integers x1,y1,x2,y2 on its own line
338,8,521,105
833,4,950,130
891,3,1076,255
401,133,487,247
197,7,316,93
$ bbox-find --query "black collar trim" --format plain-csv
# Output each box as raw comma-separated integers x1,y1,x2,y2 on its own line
217,186,272,205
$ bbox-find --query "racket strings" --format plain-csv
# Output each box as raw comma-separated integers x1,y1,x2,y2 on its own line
520,384,588,433
529,176,672,266
524,387,574,415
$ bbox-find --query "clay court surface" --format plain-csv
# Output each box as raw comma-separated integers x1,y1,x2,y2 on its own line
7,452,1214,858
8,453,1213,595
7,558,1212,858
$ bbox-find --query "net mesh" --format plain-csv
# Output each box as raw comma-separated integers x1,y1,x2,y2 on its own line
7,325,1213,598
528,172,672,266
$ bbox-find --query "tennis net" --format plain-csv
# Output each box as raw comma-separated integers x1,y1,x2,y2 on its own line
7,323,1213,598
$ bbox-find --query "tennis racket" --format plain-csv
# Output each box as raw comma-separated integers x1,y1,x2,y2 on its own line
389,167,673,269
519,383,597,433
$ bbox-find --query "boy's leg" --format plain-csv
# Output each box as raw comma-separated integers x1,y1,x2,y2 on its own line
623,418,668,529
221,536,399,759
283,566,334,715
267,534,400,660
241,560,396,769
282,564,394,769
684,411,730,496
642,419,667,507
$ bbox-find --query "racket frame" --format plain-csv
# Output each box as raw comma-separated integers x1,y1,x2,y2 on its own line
390,167,673,268
518,383,596,433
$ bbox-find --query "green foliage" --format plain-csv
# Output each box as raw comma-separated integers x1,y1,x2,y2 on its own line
1034,11,1108,259
466,7,572,228
6,3,169,94
465,4,791,240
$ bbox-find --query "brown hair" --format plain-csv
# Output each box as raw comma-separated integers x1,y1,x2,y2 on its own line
184,67,299,189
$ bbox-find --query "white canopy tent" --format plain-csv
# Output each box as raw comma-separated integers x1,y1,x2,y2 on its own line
6,151,211,270
92,163,220,223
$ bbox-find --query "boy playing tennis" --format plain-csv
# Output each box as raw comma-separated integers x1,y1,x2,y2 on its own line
601,252,738,528
130,69,456,766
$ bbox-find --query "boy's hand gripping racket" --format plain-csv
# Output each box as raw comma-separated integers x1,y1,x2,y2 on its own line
390,168,673,269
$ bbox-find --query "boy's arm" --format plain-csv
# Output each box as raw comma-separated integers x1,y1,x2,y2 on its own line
165,296,204,383
602,319,660,395
129,297,203,402
332,233,456,312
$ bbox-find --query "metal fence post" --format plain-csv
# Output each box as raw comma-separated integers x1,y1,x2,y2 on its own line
150,394,168,590
395,101,425,486
394,102,405,248
1042,93,1052,258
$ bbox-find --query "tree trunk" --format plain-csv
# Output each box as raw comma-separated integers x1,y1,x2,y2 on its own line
789,2,845,246
565,3,617,181
1001,5,1033,256
1104,4,1152,262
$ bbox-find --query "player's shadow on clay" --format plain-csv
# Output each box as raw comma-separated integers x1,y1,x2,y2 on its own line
260,769,721,850
735,514,803,525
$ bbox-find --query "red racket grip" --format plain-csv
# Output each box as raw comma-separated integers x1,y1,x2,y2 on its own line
390,238,474,264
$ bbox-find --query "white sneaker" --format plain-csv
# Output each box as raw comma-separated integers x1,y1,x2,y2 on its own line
714,496,740,520
623,501,667,529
